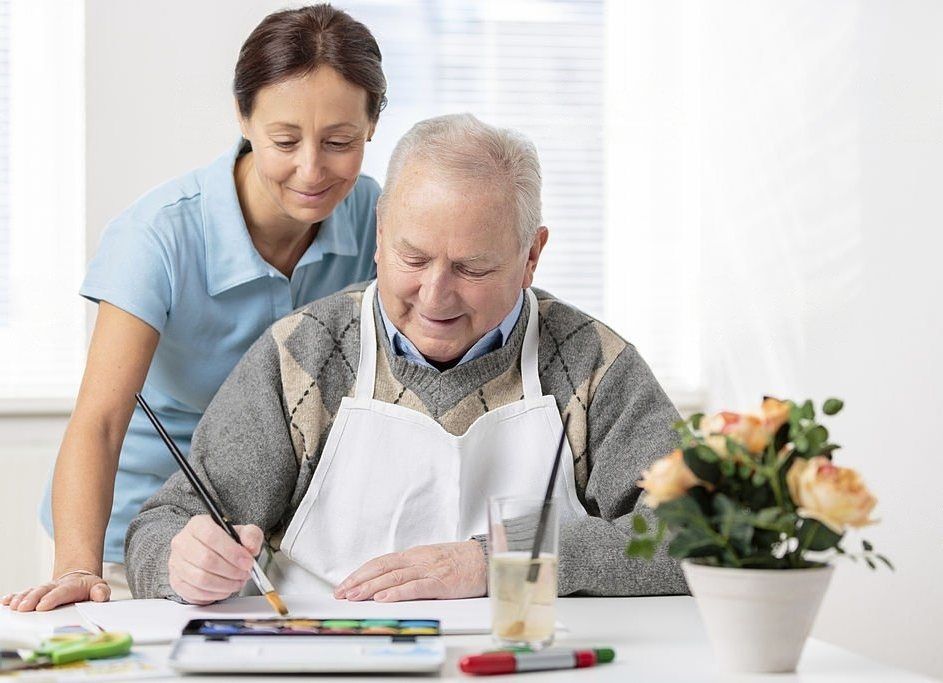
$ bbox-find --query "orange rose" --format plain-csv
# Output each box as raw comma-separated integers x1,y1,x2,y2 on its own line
704,411,770,455
638,449,701,507
786,456,878,533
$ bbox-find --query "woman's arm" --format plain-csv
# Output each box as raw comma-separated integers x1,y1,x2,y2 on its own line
1,302,159,611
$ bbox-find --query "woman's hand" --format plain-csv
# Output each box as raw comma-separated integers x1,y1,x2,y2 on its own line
1,573,110,612
168,515,263,605
333,541,487,602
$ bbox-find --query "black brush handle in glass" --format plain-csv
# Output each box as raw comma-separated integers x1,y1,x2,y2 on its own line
525,413,571,584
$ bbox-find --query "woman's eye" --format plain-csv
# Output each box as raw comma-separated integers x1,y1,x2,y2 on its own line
325,140,353,151
274,140,297,150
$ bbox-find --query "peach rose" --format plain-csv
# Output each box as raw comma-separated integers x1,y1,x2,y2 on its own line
786,456,878,533
704,411,770,455
761,397,790,434
638,449,701,507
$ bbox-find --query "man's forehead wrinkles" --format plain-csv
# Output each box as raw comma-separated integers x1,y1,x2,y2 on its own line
394,236,495,265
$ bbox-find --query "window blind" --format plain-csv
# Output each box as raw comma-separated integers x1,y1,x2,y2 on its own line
354,0,606,319
0,0,85,402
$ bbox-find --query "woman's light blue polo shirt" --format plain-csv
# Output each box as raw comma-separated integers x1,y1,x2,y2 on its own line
40,139,379,563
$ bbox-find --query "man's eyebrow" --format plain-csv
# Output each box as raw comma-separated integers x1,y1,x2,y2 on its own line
396,239,495,266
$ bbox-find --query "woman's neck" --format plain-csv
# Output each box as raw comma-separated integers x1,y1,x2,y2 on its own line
234,152,318,279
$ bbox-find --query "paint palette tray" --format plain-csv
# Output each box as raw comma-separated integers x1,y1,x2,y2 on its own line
168,618,444,673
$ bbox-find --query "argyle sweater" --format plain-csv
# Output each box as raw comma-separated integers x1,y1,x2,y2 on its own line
126,283,688,599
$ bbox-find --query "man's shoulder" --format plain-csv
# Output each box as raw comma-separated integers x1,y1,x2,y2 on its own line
277,282,368,332
532,288,631,365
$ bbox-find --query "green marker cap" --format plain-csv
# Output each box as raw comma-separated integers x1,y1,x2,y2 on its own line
594,648,616,664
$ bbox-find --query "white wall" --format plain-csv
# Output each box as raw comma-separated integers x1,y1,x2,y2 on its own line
609,1,943,678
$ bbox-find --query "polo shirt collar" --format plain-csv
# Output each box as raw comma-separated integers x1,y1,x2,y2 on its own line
202,138,360,296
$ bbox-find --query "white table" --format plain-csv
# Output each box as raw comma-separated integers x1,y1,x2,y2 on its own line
1,596,933,681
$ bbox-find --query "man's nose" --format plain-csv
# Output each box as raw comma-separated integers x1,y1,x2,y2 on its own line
420,264,457,306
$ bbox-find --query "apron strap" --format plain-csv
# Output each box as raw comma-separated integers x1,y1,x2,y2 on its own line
354,281,379,400
520,289,542,400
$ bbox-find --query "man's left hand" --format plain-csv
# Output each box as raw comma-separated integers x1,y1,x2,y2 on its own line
333,541,486,602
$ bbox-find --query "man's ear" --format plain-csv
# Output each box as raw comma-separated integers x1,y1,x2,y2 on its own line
374,202,384,265
521,226,549,289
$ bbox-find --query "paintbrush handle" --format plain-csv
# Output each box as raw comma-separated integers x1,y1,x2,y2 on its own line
525,413,572,583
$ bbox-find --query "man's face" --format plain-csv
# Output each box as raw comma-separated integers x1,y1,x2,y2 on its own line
375,161,547,364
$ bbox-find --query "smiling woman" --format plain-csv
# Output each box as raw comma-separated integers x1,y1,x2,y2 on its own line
1,4,387,613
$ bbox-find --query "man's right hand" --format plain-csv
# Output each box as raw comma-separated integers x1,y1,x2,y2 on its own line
168,515,263,605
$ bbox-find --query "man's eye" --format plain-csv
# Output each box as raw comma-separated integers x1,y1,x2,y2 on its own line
458,266,489,278
403,258,427,268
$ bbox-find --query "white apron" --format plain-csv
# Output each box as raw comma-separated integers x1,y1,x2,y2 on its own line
274,282,587,595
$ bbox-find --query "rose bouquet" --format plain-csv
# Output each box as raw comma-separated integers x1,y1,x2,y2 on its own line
626,397,892,570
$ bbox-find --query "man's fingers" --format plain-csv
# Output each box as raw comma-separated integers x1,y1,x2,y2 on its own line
235,524,264,557
345,565,426,601
172,574,234,605
374,578,441,603
186,517,255,570
170,553,247,596
174,525,253,578
334,552,408,598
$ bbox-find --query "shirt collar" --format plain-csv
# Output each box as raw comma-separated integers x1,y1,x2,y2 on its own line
203,138,360,296
377,289,525,371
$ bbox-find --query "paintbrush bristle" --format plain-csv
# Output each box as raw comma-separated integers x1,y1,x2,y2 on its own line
264,590,289,616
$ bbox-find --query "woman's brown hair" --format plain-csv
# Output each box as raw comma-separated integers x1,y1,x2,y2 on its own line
234,4,387,122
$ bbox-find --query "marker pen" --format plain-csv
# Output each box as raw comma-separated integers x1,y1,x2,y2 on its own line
459,648,615,675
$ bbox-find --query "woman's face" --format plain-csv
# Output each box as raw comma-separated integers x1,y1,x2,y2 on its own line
239,66,374,228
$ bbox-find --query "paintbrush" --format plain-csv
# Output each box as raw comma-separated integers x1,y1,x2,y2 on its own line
134,392,288,617
504,413,570,639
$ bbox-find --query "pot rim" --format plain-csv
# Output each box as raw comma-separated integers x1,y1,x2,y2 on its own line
681,558,835,575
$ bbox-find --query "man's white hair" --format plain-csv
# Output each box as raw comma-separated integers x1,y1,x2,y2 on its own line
378,113,542,248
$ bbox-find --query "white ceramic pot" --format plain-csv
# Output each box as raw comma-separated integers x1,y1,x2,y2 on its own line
681,560,834,673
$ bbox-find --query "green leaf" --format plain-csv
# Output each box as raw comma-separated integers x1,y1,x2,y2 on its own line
683,447,721,485
655,496,709,528
801,400,815,420
737,464,752,479
719,459,736,477
797,519,843,552
823,398,844,416
806,426,829,454
862,539,873,552
755,507,782,526
877,554,895,571
695,444,720,463
751,471,767,486
690,413,704,430
626,538,656,560
632,514,649,535
795,433,809,452
668,529,720,559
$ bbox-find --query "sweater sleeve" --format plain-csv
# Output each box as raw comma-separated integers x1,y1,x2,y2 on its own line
558,344,689,596
125,331,299,600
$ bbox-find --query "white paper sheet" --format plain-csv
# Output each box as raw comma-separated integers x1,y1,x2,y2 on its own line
76,594,497,644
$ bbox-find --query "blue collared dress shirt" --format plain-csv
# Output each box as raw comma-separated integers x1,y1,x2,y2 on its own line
40,138,380,562
378,291,524,370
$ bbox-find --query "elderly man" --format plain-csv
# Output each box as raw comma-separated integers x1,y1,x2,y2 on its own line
126,114,686,603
